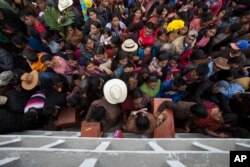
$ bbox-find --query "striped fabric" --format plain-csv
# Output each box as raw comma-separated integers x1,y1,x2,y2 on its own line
24,92,46,113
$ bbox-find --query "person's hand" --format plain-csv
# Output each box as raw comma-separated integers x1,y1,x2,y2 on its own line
184,126,190,133
149,66,155,73
158,71,163,77
65,50,73,54
218,132,229,138
105,68,113,75
157,113,167,126
138,37,143,46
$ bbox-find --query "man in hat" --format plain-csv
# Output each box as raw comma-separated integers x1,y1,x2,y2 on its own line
172,30,198,57
212,40,249,65
85,98,122,132
207,57,230,78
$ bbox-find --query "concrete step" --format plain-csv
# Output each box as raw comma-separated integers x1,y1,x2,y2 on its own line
0,134,249,167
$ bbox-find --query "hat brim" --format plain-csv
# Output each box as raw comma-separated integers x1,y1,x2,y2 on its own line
21,70,39,90
103,79,127,104
58,0,73,11
121,43,138,52
214,63,230,70
230,43,240,50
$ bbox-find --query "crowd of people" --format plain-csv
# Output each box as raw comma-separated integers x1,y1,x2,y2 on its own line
0,0,249,138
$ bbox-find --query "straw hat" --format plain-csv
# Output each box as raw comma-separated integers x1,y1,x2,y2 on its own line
103,79,127,104
21,70,39,90
58,0,73,11
213,57,230,70
121,39,138,52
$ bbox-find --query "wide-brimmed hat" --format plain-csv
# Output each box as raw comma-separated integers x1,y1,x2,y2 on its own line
58,0,73,11
0,71,14,87
0,96,7,105
230,40,250,51
103,79,127,104
21,70,39,90
121,39,138,52
213,57,230,70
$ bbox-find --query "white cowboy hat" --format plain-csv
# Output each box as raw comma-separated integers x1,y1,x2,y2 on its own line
103,79,127,104
58,0,73,11
121,39,138,52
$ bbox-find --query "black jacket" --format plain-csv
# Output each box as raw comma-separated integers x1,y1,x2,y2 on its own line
0,48,14,71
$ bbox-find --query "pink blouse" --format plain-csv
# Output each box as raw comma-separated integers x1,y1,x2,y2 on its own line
52,56,72,74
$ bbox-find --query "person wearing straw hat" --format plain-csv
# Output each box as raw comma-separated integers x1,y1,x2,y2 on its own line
207,57,230,77
58,0,73,11
21,70,39,90
121,39,138,53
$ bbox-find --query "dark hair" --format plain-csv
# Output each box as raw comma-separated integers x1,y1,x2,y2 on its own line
40,31,51,41
229,23,241,32
196,2,208,13
92,106,106,122
132,7,143,14
111,51,128,70
110,36,120,45
111,13,121,20
140,66,150,74
131,88,144,99
135,115,150,131
11,35,26,46
95,46,105,55
82,35,93,45
196,64,209,78
72,74,82,81
90,21,101,29
103,27,112,36
190,104,208,118
87,8,98,16
66,54,77,61
173,77,186,87
127,24,136,32
237,93,250,105
84,60,94,67
88,77,101,91
147,74,158,83
41,54,52,63
157,28,166,37
201,12,213,22
23,111,38,122
20,9,36,18
190,49,207,60
116,51,128,61
22,49,38,63
145,22,155,30
157,52,169,62
228,56,245,67
43,106,57,118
